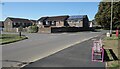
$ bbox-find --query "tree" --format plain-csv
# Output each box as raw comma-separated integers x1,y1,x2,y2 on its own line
95,2,120,29
114,21,120,28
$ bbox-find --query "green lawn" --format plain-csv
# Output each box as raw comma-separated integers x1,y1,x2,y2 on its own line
104,34,120,40
0,34,28,45
103,34,119,68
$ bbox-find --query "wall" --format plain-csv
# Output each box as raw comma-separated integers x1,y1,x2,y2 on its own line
83,18,89,28
4,18,13,32
51,27,93,33
38,26,51,33
55,21,64,27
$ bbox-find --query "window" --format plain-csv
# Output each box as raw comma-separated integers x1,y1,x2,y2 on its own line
51,21,56,26
74,20,78,22
52,22,54,25
22,23,25,27
69,20,71,22
13,22,16,25
46,21,52,25
59,21,61,24
24,23,26,26
28,23,30,26
46,21,48,25
16,22,18,25
20,23,22,25
18,22,20,25
25,23,28,27
39,21,41,25
8,22,11,25
13,22,16,28
23,23,25,26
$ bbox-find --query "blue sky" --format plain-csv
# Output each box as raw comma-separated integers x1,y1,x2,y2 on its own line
1,2,99,21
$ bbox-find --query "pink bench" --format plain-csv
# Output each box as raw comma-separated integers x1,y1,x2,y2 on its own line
92,39,104,62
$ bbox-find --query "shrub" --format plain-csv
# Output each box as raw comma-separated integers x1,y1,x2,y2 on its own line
28,25,38,33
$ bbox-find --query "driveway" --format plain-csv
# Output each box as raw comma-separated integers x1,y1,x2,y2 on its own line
2,30,108,67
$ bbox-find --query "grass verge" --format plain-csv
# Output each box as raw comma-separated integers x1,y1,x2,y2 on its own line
0,34,28,45
103,34,119,68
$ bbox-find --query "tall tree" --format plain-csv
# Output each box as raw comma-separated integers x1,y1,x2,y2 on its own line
95,2,120,29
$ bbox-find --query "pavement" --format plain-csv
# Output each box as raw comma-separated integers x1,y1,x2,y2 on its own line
2,30,108,67
22,35,105,68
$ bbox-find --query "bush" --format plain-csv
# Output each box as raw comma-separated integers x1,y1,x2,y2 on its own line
28,25,38,33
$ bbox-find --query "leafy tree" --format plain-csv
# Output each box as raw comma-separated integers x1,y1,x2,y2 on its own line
95,2,120,29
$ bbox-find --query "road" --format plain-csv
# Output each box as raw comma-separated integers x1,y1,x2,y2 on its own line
24,36,105,68
2,30,107,67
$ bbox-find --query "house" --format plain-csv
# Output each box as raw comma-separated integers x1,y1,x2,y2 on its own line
30,20,37,25
89,21,93,27
4,17,32,32
37,16,69,33
37,15,90,33
38,16,69,27
67,15,89,28
37,17,48,27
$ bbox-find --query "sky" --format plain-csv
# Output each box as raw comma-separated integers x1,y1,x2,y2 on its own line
1,2,99,21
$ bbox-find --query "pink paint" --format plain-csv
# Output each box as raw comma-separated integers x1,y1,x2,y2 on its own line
92,39,104,62
116,29,119,37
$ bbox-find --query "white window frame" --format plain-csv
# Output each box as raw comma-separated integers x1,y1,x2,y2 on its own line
39,21,41,25
46,21,49,25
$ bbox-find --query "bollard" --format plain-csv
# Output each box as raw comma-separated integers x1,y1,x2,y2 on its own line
106,32,110,37
116,29,119,37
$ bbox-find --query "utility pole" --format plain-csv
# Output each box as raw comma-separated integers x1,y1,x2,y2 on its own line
110,0,113,37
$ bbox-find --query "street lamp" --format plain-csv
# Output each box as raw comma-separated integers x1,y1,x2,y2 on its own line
110,0,113,37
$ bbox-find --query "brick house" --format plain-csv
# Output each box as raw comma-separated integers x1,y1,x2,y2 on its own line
37,15,90,33
4,17,33,32
38,16,69,27
37,16,69,33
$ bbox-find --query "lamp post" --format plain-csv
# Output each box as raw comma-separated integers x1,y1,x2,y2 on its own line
110,0,113,37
